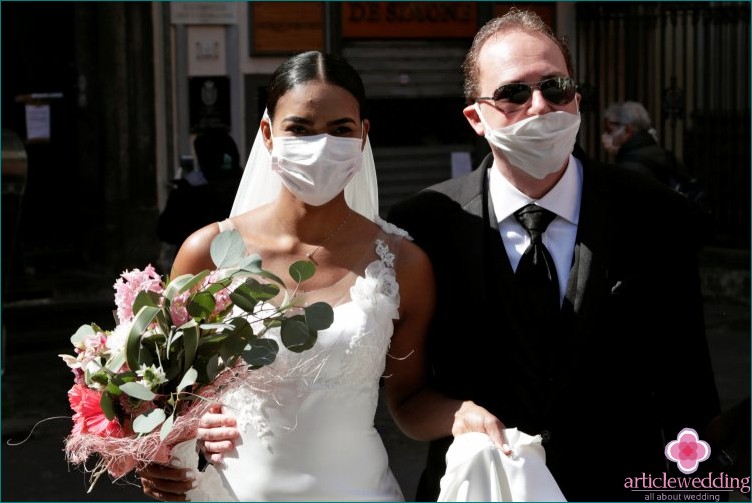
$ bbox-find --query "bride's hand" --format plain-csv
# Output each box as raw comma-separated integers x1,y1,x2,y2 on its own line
138,463,195,502
198,403,239,463
452,400,512,455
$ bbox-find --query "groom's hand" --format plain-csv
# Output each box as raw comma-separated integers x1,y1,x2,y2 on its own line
138,463,195,502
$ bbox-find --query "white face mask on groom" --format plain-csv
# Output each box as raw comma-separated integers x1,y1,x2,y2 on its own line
475,104,581,179
270,128,364,206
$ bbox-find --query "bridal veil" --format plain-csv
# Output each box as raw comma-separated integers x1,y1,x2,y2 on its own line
230,110,380,221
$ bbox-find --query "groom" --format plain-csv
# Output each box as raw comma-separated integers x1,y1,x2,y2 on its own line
387,9,720,501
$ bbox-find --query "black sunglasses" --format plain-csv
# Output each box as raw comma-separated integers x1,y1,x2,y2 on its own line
476,77,577,111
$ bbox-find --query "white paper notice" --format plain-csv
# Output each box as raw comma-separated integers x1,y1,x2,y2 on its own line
451,151,472,178
25,104,51,140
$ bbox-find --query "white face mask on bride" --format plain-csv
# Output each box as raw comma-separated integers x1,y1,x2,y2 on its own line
475,104,581,179
270,128,364,206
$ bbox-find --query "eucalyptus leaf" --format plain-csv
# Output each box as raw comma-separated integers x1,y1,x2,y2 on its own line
229,285,259,313
71,324,95,345
304,302,335,331
100,392,115,421
289,260,316,283
220,331,249,362
230,317,253,341
229,279,280,313
187,291,216,319
210,229,247,269
280,317,317,353
244,278,280,302
133,408,167,434
243,338,279,369
177,367,198,392
120,381,157,401
237,252,263,272
159,413,175,441
251,269,286,287
237,254,286,286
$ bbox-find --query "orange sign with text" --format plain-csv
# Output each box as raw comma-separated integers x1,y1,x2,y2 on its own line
251,2,325,55
341,2,478,39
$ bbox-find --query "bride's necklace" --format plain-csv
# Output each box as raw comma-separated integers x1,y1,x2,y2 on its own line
305,209,352,260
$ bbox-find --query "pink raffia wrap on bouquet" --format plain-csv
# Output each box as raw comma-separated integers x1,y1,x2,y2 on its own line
63,368,231,484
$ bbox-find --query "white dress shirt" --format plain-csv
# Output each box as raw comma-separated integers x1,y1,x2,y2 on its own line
489,154,582,304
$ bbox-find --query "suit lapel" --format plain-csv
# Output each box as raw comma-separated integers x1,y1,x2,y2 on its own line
567,159,611,315
559,158,612,385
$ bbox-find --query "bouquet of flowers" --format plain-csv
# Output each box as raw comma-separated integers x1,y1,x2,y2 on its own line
60,229,333,491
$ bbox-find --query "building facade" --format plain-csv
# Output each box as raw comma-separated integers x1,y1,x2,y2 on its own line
2,1,749,299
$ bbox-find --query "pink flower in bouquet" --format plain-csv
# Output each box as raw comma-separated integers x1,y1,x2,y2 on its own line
206,270,233,316
60,330,110,372
82,332,107,353
68,384,124,438
78,331,108,365
113,265,163,324
167,273,232,326
61,230,334,493
70,366,85,386
169,292,191,327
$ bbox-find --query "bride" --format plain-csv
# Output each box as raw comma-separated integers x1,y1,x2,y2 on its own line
138,51,436,502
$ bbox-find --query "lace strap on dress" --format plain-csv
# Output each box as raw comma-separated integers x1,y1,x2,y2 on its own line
350,232,401,322
217,218,235,233
375,238,396,269
374,215,412,240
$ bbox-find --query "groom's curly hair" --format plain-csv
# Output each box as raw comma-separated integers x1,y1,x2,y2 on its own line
461,8,575,104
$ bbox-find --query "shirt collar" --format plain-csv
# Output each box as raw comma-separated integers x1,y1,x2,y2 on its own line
489,154,582,225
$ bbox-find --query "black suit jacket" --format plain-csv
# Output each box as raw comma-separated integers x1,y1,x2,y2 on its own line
387,153,720,502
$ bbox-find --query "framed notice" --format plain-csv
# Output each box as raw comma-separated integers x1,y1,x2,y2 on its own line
250,2,325,55
189,76,231,132
341,2,477,39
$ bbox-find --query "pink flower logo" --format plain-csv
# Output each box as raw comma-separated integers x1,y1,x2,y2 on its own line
665,427,711,474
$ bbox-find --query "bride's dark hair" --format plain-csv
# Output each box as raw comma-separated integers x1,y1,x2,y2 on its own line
266,51,367,120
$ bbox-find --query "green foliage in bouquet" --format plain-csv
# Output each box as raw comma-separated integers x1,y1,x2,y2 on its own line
63,229,334,444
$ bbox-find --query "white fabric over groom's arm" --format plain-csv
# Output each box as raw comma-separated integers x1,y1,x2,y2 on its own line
438,428,567,502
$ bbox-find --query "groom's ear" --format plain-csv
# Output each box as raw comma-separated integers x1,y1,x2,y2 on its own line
463,104,486,137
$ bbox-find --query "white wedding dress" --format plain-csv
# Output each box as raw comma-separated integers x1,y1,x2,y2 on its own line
198,220,407,502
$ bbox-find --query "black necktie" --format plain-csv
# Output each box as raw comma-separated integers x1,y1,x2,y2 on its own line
514,204,560,321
